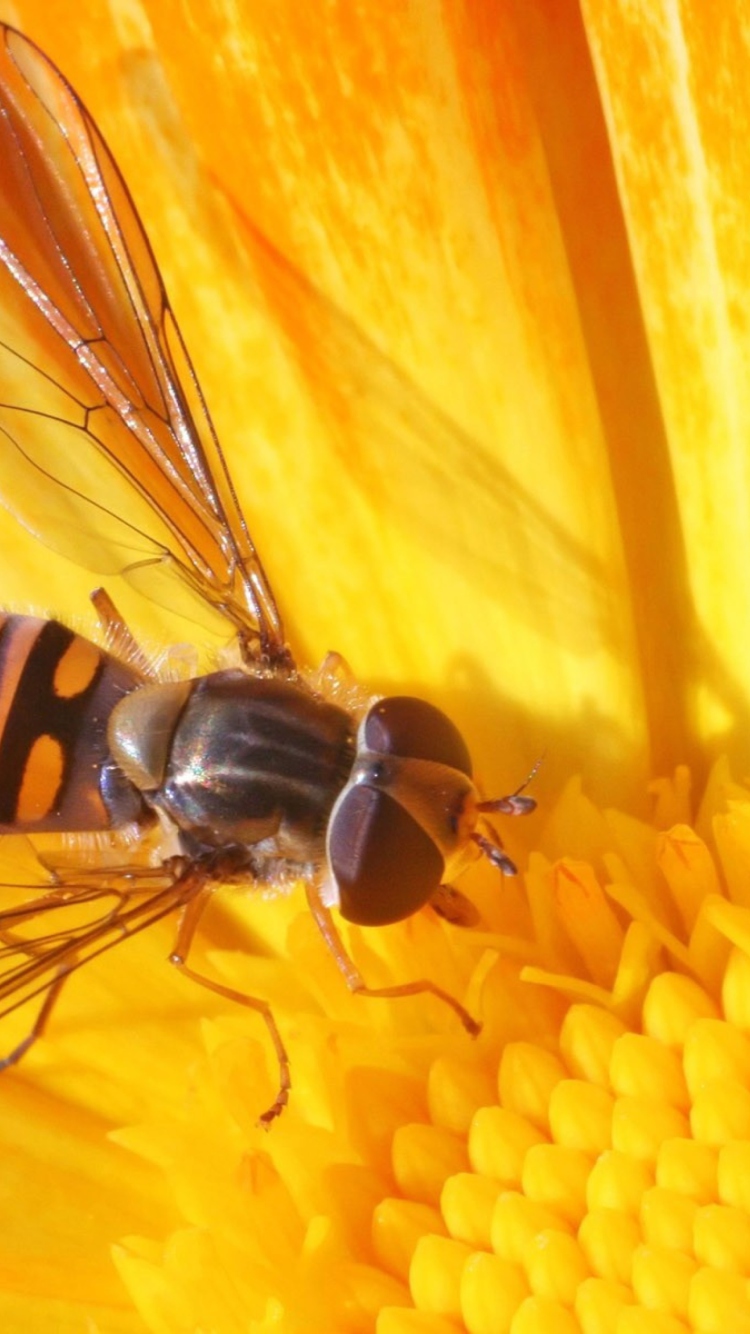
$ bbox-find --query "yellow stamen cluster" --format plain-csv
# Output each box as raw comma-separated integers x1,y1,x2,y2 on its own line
111,768,750,1332
368,783,750,1329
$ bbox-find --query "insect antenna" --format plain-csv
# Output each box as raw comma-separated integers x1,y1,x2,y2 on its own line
476,753,544,817
469,830,517,874
472,755,543,874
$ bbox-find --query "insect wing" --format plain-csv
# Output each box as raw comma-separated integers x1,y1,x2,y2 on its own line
0,26,285,655
0,840,200,1044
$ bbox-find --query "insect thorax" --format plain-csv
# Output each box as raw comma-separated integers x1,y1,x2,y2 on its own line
109,670,357,863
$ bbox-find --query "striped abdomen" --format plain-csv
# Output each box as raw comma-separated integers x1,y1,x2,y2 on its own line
0,615,144,831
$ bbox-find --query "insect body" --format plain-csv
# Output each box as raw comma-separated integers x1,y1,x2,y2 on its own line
0,27,534,1121
0,614,145,832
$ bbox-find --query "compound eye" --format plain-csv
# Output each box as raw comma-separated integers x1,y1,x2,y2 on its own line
363,697,472,776
329,783,443,925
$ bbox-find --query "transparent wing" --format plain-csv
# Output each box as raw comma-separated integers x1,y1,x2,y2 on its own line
0,26,286,658
0,850,202,1042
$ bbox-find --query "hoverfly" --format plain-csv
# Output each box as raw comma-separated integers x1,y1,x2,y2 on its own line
0,26,535,1123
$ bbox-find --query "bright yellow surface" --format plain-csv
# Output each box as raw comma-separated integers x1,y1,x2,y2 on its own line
0,2,749,1331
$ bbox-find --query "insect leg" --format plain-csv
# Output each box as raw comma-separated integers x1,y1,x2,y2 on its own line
0,967,69,1071
90,587,152,677
305,882,481,1036
169,888,291,1127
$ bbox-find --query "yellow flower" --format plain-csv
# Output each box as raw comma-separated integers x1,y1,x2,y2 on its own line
1,1,750,1331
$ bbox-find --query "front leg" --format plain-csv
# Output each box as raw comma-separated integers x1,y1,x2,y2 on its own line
305,881,481,1036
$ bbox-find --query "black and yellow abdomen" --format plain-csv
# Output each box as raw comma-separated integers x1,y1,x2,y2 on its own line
0,615,144,831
